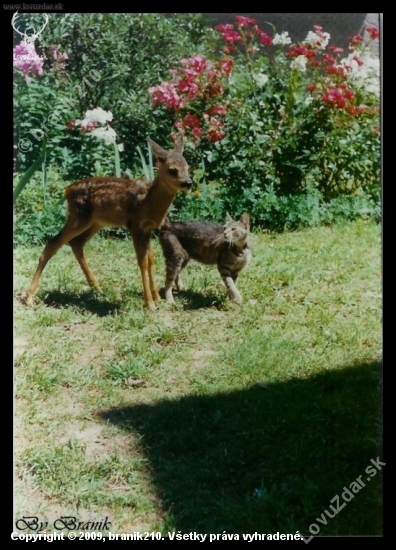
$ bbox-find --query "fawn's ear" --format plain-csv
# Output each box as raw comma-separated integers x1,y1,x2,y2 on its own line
173,133,184,154
225,212,234,223
148,138,167,162
240,212,250,227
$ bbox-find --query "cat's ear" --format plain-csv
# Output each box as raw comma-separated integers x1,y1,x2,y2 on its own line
240,212,250,228
225,212,234,222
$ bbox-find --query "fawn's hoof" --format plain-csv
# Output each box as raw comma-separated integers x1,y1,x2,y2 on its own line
89,282,102,293
24,293,35,306
145,301,157,312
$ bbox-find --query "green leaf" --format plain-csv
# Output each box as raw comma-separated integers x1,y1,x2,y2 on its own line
13,140,47,205
114,143,121,178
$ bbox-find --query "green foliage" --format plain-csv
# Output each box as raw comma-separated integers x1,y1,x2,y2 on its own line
197,67,380,226
13,139,47,204
14,167,67,246
136,142,155,181
149,17,381,228
14,13,208,182
13,14,381,242
170,166,380,231
172,183,225,222
213,171,381,231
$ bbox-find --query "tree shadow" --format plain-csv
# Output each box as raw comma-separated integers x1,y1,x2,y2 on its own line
98,360,382,535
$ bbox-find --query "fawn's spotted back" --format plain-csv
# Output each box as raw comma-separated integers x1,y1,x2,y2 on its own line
159,212,252,304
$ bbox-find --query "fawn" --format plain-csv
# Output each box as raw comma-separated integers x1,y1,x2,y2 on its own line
24,136,192,311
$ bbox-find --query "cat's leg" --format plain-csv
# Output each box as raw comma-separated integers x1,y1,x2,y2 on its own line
163,261,177,304
164,256,187,304
160,232,188,304
175,258,189,291
220,269,242,304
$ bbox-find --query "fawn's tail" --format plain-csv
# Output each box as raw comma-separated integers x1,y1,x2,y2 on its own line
160,217,171,229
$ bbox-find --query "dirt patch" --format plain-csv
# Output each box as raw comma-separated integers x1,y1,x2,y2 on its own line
190,348,217,369
14,336,30,361
62,321,115,366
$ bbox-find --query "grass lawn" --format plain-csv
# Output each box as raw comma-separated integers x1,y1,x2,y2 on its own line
13,219,382,537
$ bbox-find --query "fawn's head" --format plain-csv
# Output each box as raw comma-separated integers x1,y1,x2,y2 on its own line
148,135,192,192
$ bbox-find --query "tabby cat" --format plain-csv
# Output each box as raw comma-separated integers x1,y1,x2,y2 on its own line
158,213,252,304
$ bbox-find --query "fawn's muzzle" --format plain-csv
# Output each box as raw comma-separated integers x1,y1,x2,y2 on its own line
181,180,193,189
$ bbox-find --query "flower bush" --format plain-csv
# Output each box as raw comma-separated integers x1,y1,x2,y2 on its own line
148,16,381,229
13,13,208,243
13,14,380,242
66,108,124,176
148,54,233,143
13,13,208,179
13,41,44,83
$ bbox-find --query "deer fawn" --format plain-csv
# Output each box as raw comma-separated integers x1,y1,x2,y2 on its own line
25,136,192,311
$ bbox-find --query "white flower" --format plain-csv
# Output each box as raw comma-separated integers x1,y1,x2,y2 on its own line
365,81,380,95
340,53,362,76
81,107,113,126
272,31,291,46
253,72,269,87
290,55,307,72
90,126,117,145
117,143,124,152
340,52,380,96
304,30,330,50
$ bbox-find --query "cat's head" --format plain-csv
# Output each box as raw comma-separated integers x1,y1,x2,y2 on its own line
223,212,250,245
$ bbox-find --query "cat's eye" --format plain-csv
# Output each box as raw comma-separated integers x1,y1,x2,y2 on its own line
168,168,178,176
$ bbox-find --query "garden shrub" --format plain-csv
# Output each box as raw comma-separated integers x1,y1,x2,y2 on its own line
14,167,67,246
149,16,381,230
13,13,208,179
13,14,381,241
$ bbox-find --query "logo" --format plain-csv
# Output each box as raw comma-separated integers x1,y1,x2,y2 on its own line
12,11,49,46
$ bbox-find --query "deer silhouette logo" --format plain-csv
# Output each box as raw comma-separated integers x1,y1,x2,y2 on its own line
12,11,49,47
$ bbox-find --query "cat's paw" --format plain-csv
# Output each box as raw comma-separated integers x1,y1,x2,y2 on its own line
175,283,186,292
231,293,243,305
164,290,175,304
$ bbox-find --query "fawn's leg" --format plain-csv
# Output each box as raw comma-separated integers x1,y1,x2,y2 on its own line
131,230,156,311
25,219,92,305
219,269,242,305
147,240,160,302
68,224,102,290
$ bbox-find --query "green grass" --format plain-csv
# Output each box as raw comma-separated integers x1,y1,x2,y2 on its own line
13,220,382,536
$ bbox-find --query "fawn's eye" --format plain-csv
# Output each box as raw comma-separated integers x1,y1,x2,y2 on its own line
168,168,178,177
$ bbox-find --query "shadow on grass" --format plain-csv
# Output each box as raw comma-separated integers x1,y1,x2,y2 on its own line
98,361,382,536
159,287,227,310
42,290,122,316
37,286,226,314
